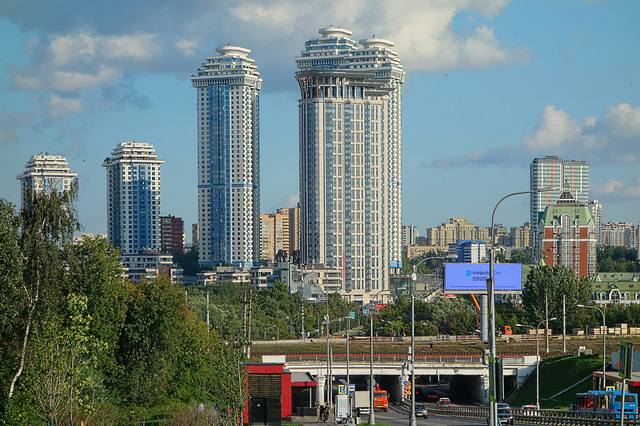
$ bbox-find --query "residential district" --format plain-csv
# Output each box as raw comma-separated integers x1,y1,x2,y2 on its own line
7,26,640,426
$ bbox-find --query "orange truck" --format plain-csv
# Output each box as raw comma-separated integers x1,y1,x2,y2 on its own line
501,325,513,336
373,385,389,411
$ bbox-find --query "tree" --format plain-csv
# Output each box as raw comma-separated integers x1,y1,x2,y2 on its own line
509,248,533,265
521,265,591,329
7,185,80,402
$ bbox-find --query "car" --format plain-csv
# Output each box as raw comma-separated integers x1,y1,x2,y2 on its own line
425,391,440,402
497,403,514,425
437,397,452,406
415,403,428,418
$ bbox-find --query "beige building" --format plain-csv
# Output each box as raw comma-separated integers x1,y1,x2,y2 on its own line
426,217,491,246
509,224,531,248
260,207,300,262
406,245,449,260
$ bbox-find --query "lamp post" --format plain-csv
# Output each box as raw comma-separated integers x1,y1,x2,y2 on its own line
516,318,556,408
368,290,385,425
410,255,454,426
487,186,554,426
578,304,607,389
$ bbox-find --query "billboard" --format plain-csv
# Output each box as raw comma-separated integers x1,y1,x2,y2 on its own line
444,263,523,294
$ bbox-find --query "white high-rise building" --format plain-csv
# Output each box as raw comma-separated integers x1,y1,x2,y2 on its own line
530,156,589,260
103,142,164,255
296,27,404,302
589,200,603,246
191,46,261,268
402,225,418,248
17,153,77,208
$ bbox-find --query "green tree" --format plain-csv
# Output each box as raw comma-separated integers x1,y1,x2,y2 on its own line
521,265,591,329
6,185,80,403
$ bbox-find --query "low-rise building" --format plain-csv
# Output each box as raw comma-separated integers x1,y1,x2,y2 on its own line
121,251,183,284
406,245,448,260
591,273,640,304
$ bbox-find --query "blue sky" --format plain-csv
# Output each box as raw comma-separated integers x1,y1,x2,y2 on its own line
1,0,639,239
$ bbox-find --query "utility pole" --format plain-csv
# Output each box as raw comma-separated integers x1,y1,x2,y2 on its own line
206,291,210,333
301,300,305,340
346,311,351,421
247,288,252,359
562,295,566,354
545,292,550,354
242,290,248,357
369,307,376,425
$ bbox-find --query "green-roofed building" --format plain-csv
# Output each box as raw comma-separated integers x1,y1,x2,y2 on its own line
591,272,640,304
538,190,597,278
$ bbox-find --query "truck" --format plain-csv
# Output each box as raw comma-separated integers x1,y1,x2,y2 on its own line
353,391,370,417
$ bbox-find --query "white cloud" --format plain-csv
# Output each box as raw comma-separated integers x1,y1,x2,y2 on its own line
431,102,640,167
176,38,198,56
13,74,43,90
595,178,640,199
49,31,158,65
523,105,581,150
46,94,83,117
52,66,120,91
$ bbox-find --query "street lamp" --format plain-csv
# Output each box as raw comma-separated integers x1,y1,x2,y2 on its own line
486,186,554,426
410,255,454,426
516,318,557,408
368,289,385,425
578,304,607,389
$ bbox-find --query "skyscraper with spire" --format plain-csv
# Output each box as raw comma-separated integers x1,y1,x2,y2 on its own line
296,27,404,302
191,46,261,268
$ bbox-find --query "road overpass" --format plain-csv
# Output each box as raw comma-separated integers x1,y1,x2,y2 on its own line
263,353,538,405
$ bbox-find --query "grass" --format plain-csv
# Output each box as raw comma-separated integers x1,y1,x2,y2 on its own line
509,354,604,409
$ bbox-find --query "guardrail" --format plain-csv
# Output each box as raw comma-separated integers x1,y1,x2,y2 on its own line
284,353,530,364
426,403,640,425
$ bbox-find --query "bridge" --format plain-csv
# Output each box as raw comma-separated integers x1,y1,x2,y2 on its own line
263,353,538,405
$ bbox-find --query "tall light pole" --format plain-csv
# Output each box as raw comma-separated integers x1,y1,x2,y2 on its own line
578,304,607,389
516,318,556,408
368,290,385,425
410,255,454,426
487,186,554,426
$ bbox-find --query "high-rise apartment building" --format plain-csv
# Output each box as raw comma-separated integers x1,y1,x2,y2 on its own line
160,215,184,254
538,191,596,278
600,222,638,249
103,142,164,255
509,223,531,248
296,27,404,301
401,225,419,248
589,200,602,245
530,156,589,259
17,153,77,208
259,207,300,262
192,45,261,268
456,240,487,263
192,223,199,250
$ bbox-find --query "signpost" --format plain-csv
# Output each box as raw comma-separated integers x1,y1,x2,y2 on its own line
619,342,634,426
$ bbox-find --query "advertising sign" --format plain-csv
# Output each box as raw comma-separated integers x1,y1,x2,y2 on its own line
444,263,523,294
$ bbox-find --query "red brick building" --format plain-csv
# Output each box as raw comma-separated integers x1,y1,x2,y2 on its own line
538,191,597,278
160,215,184,254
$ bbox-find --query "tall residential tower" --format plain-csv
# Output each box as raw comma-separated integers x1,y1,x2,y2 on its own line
192,46,261,268
296,27,404,302
103,141,164,255
17,153,77,208
530,156,589,260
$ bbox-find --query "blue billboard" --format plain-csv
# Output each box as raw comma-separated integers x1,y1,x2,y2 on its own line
444,263,523,293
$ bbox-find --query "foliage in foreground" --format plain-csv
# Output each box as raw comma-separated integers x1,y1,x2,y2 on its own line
0,195,242,425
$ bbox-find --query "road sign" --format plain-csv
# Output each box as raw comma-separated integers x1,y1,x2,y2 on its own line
348,384,355,395
362,308,369,316
349,310,356,320
619,342,634,379
338,384,347,395
411,272,417,281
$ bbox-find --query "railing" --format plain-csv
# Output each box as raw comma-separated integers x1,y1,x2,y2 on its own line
426,403,640,425
285,353,483,364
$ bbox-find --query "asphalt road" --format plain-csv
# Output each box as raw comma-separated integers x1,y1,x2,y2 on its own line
373,404,486,426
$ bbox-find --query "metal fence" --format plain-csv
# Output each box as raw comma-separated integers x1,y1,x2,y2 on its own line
426,403,640,425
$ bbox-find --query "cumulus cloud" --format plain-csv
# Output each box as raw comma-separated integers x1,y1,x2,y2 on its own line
176,38,198,56
46,94,83,117
595,177,640,199
430,102,640,167
52,67,120,91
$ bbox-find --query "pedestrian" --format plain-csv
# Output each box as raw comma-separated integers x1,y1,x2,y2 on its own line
317,404,325,423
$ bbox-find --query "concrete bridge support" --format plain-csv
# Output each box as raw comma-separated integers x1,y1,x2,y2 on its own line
317,375,326,405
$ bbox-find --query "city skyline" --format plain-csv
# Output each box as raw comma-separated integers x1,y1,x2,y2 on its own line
1,1,639,235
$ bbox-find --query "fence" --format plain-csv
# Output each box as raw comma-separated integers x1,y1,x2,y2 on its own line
427,403,640,425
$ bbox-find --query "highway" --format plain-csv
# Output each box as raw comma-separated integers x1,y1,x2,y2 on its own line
370,404,537,426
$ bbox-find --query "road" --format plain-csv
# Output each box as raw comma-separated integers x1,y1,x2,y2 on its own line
372,404,537,426
374,404,485,426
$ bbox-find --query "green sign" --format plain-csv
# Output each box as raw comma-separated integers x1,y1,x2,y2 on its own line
619,342,634,379
349,310,356,320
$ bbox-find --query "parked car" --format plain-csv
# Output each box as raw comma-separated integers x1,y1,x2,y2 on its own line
425,391,440,402
497,403,514,425
415,403,428,418
437,397,452,406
